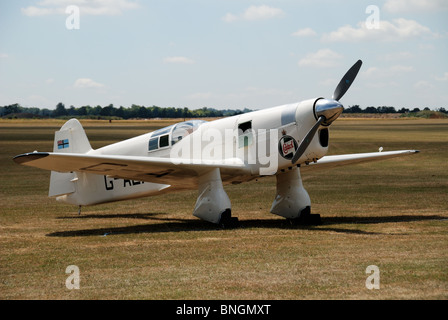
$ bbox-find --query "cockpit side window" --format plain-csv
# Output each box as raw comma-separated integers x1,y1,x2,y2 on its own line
148,120,207,152
159,134,169,148
148,137,159,151
238,120,253,148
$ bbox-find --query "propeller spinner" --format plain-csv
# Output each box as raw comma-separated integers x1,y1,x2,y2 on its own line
291,59,363,164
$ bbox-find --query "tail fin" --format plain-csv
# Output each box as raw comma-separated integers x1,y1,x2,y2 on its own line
53,118,92,154
49,119,92,197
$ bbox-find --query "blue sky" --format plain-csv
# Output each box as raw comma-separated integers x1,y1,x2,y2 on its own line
1,0,447,110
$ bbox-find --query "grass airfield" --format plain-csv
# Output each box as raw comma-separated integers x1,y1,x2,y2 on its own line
0,118,447,300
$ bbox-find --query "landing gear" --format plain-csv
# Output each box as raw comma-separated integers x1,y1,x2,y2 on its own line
218,209,239,229
193,168,236,226
287,206,322,226
270,167,321,225
78,205,82,215
270,167,311,218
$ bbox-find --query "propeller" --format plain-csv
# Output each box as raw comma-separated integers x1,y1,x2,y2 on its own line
291,116,325,164
333,59,363,101
291,59,363,165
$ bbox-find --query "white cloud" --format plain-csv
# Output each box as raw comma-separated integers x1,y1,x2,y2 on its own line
21,6,57,16
435,72,448,81
384,0,448,13
74,78,105,88
186,87,294,105
364,80,399,89
222,13,238,23
319,78,337,86
0,53,9,59
22,0,140,16
163,56,195,64
322,18,437,42
390,65,415,73
363,65,415,78
298,49,343,68
361,65,415,90
243,5,284,21
292,28,317,37
378,51,413,61
418,43,435,50
363,67,379,77
414,80,433,90
222,5,284,22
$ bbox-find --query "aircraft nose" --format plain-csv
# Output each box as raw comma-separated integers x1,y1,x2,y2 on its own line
314,98,344,125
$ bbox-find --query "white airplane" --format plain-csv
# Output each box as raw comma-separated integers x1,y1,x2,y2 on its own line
14,60,418,227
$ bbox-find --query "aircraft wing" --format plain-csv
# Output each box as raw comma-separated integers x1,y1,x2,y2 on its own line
13,152,248,188
300,150,419,172
13,149,419,186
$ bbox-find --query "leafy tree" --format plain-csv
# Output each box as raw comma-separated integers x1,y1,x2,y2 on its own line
100,104,115,117
345,105,362,113
68,105,78,116
39,108,52,117
365,106,378,113
116,106,125,118
53,102,68,117
77,106,88,116
4,103,22,115
377,106,396,113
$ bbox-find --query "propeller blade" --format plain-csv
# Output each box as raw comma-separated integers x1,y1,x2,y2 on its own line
291,116,325,164
332,59,362,101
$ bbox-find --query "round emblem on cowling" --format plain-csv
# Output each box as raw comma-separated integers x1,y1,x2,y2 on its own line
278,135,298,160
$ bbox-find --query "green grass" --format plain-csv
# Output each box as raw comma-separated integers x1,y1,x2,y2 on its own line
0,118,447,299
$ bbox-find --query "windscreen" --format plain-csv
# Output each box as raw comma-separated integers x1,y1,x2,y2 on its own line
171,120,207,145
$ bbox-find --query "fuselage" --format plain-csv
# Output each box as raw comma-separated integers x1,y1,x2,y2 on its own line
91,98,330,180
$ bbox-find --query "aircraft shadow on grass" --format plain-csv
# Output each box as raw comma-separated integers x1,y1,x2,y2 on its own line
46,213,445,237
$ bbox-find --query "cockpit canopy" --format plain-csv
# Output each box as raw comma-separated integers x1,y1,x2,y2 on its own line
148,120,207,152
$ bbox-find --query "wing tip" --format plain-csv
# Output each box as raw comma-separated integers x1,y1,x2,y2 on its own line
385,150,420,154
13,152,50,165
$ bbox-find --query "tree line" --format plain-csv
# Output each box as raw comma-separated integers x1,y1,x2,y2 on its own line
1,102,447,119
344,105,447,114
0,103,252,119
